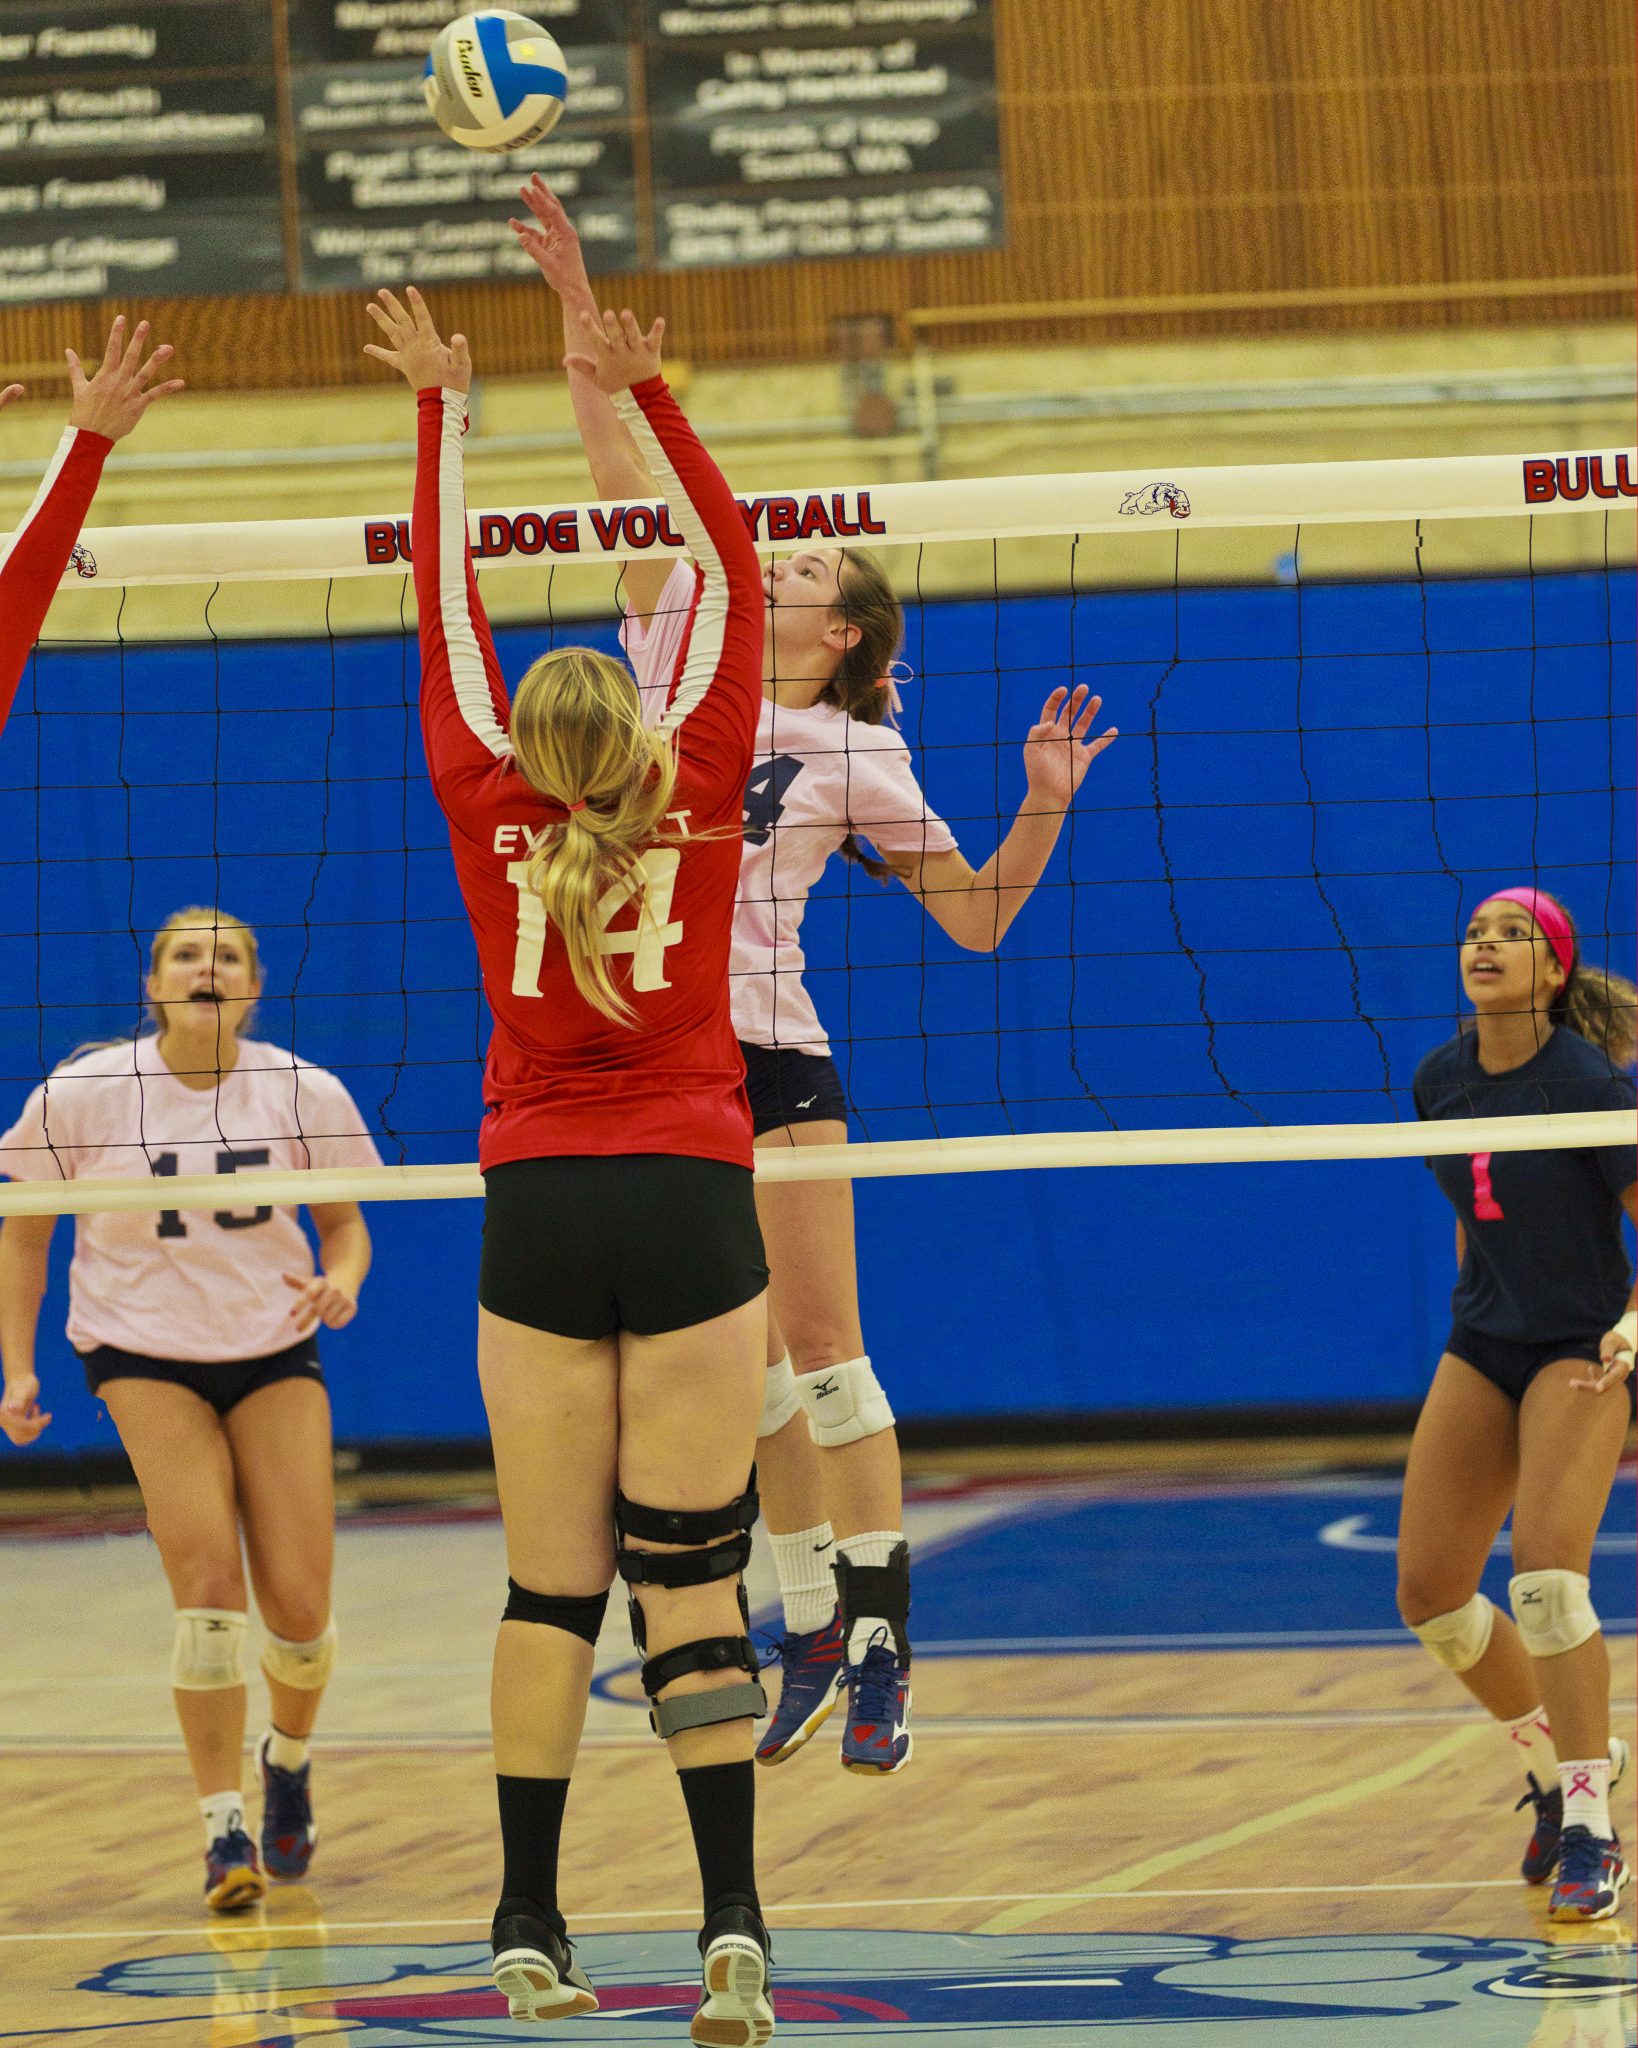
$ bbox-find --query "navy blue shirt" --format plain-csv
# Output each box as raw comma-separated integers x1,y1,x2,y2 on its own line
1413,1026,1636,1343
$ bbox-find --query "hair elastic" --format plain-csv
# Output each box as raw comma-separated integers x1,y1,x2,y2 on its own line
1479,886,1576,980
565,798,589,814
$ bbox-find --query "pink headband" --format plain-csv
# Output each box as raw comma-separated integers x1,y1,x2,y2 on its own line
1478,887,1576,979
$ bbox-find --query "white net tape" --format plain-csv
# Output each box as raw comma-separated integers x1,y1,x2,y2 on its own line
60,447,1636,587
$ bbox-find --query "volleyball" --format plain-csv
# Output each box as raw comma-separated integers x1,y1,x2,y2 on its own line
422,10,568,153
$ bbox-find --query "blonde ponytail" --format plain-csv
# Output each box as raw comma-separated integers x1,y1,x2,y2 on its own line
509,646,681,1025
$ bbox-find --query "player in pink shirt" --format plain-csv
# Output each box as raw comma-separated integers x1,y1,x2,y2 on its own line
515,177,1117,1779
0,318,185,734
0,907,379,1911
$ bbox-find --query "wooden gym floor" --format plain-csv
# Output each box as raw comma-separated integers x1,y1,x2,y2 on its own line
1,1443,1633,2047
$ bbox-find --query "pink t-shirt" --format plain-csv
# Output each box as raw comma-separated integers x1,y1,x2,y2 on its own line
0,1036,381,1363
623,560,958,1056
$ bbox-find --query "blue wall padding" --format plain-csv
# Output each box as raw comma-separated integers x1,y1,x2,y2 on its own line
4,567,1632,1451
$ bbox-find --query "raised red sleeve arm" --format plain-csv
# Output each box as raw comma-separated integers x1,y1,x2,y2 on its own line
0,427,113,735
615,376,763,801
412,387,518,832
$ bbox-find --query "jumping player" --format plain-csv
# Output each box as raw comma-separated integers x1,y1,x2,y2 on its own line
0,318,184,729
1400,885,1636,1922
367,284,774,2041
513,174,1116,1778
0,908,378,1910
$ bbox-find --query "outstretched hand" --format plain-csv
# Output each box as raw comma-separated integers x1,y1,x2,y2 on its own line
1021,686,1118,811
564,306,664,395
66,316,184,442
509,174,590,297
0,383,24,414
363,286,472,393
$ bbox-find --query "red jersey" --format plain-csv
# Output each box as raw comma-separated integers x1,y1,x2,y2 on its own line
413,375,763,1173
0,426,112,735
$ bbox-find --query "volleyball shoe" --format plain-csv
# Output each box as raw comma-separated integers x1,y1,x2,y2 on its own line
693,1901,774,2047
839,1626,912,1776
491,1898,598,2019
256,1733,316,1879
755,1612,846,1765
203,1826,266,1913
1518,1736,1629,1885
1549,1828,1630,1922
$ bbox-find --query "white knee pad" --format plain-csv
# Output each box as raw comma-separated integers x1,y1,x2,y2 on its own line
261,1616,338,1692
1510,1570,1600,1659
758,1353,802,1439
1409,1593,1495,1673
796,1355,894,1449
171,1609,249,1691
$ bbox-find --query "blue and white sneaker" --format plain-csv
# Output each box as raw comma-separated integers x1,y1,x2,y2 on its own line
204,1826,266,1914
756,1611,845,1765
839,1627,912,1776
256,1732,316,1880
1517,1736,1628,1886
1550,1827,1630,1922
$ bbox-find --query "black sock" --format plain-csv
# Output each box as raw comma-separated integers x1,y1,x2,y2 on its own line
677,1760,760,1922
495,1775,570,1922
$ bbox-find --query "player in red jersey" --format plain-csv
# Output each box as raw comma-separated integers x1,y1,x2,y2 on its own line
0,318,184,731
365,285,774,2043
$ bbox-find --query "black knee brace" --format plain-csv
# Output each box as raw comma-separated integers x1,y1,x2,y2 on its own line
615,1474,766,1739
502,1579,611,1647
835,1540,911,1666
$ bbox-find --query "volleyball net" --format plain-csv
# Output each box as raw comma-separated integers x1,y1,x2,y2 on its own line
2,445,1632,1216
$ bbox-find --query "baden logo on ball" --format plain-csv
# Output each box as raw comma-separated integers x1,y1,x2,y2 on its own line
423,10,568,154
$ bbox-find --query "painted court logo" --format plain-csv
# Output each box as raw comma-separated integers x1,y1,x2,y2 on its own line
71,1929,1635,2043
1119,482,1192,520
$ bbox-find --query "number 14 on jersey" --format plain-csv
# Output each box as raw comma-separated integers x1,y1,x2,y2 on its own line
506,850,684,999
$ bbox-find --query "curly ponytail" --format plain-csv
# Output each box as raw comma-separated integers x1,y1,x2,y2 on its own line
508,647,680,1026
1552,906,1638,1067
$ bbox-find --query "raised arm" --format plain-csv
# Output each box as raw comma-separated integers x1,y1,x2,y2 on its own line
364,287,515,823
0,318,183,735
566,309,762,783
509,177,673,620
896,686,1118,952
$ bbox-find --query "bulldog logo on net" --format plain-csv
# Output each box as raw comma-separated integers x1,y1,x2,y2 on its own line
1119,481,1192,519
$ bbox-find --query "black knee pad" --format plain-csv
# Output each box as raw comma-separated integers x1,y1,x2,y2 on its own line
835,1540,911,1666
502,1579,610,1647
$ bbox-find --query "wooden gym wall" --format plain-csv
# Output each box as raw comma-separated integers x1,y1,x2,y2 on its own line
0,0,1629,391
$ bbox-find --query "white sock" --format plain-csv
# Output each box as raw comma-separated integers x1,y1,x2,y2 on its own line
768,1523,836,1636
837,1529,906,1663
1560,1757,1614,1840
201,1789,245,1847
264,1725,310,1773
1502,1705,1554,1777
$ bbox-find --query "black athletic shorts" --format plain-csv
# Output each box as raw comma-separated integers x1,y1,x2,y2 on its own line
1446,1323,1636,1413
739,1042,848,1139
480,1154,768,1341
79,1336,324,1416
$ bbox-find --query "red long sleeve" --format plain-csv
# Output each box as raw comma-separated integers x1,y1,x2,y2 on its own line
0,427,112,735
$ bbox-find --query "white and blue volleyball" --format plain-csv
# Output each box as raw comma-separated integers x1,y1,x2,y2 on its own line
423,11,568,153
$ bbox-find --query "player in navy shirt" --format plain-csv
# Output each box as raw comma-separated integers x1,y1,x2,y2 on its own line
1398,886,1636,1922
